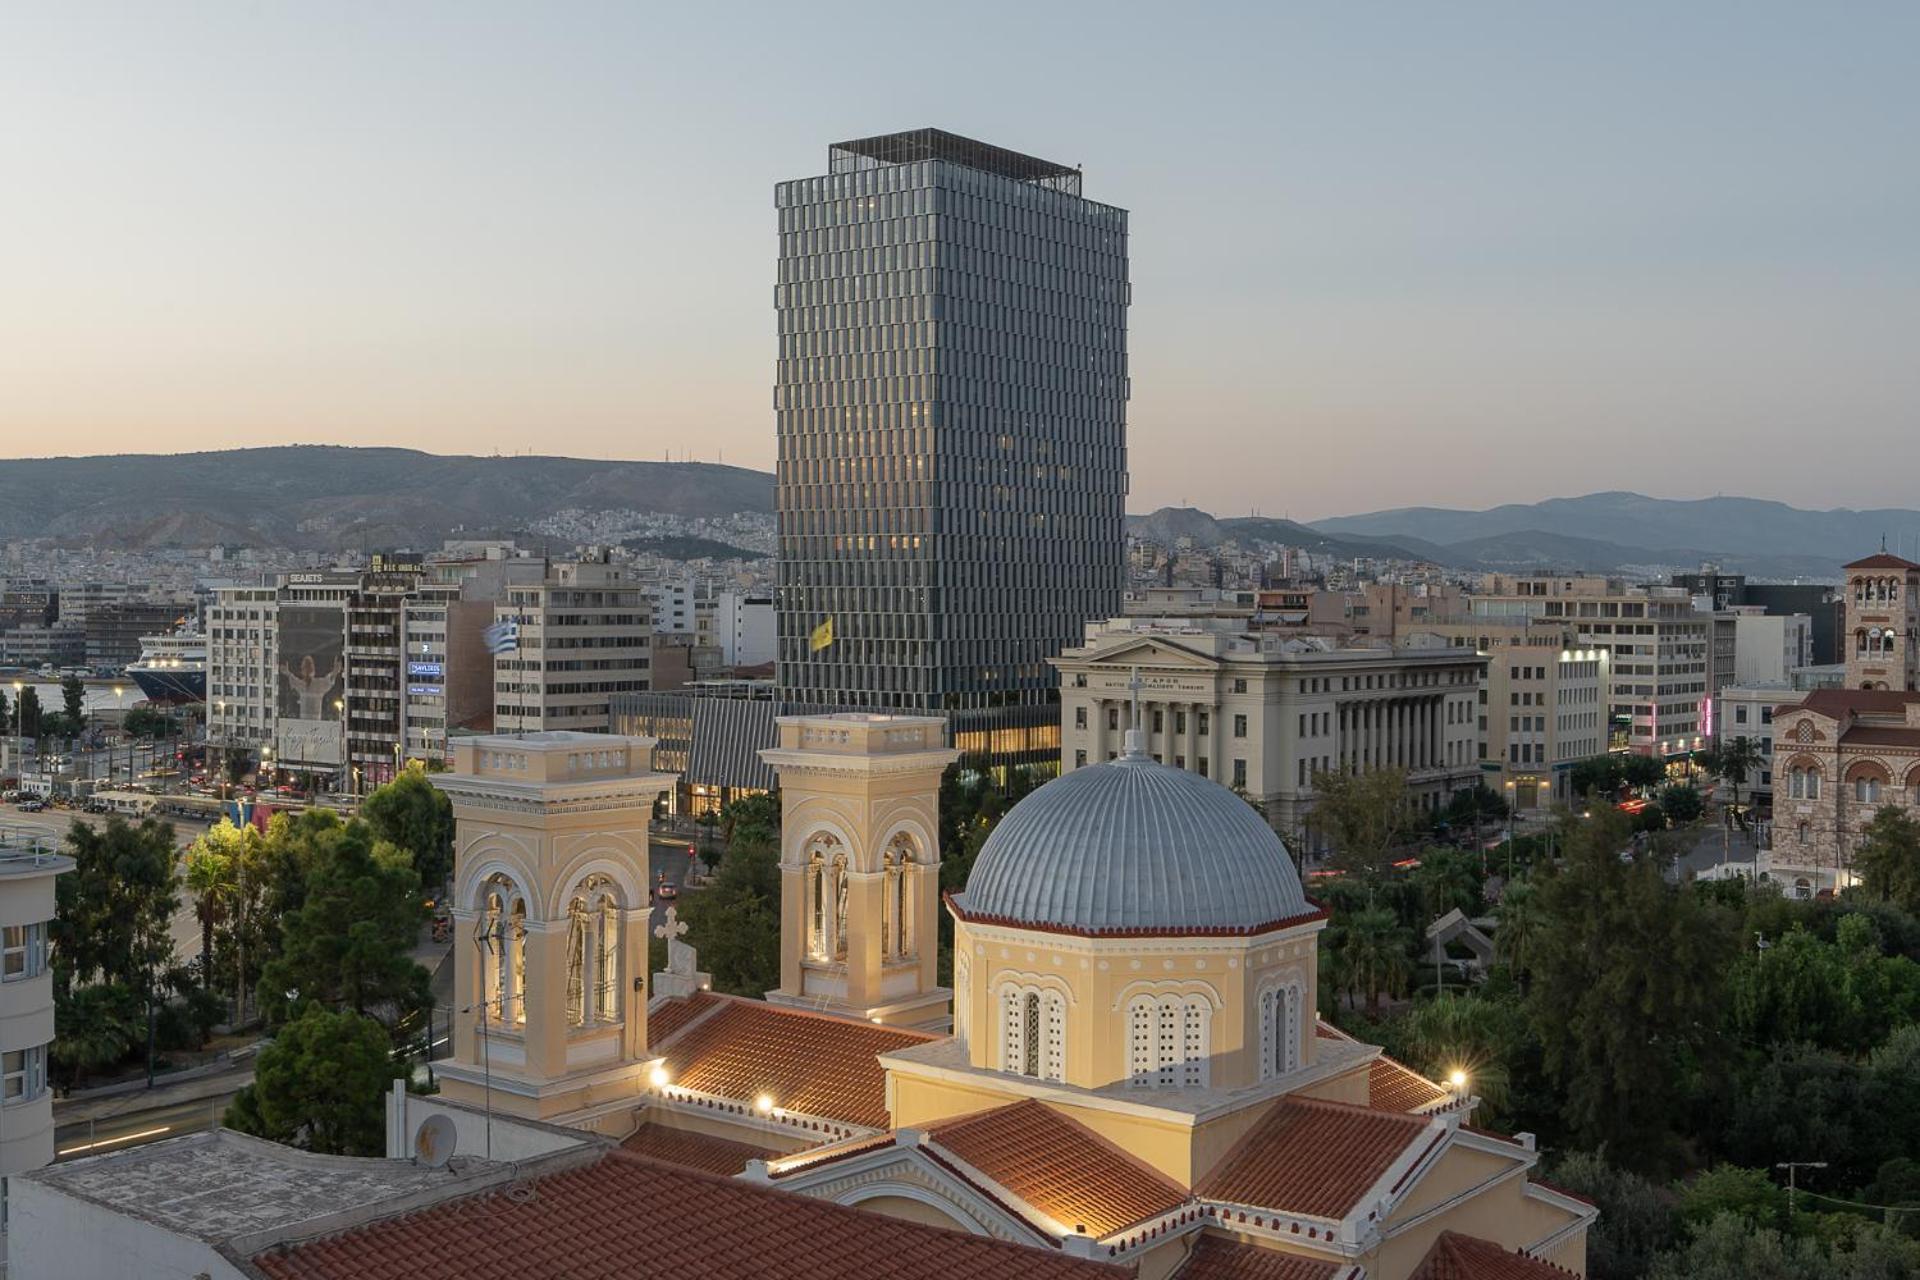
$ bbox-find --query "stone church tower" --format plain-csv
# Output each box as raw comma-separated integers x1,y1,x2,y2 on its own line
761,714,958,1029
432,732,677,1123
1844,552,1920,691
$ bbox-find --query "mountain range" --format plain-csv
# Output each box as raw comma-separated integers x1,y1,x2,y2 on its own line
3,448,1908,580
1132,492,1920,579
0,447,773,551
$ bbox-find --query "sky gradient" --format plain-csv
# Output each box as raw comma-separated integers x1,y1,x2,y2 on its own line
2,3,1915,521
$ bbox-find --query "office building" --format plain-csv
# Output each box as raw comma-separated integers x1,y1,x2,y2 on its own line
492,554,652,734
1422,619,1611,807
1730,610,1814,687
1670,565,1841,665
774,129,1129,766
1052,617,1484,846
695,590,775,669
1470,575,1723,760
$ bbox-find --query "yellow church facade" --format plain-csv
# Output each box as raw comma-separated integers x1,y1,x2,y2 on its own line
430,717,1595,1280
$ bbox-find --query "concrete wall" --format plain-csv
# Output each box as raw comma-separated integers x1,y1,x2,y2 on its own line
8,1177,242,1280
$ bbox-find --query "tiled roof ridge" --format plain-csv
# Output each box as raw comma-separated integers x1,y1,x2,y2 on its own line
709,990,943,1042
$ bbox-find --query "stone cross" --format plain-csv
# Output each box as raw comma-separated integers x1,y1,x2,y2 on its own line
655,907,696,977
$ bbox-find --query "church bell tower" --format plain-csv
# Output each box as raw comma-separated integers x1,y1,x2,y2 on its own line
761,714,958,1029
432,732,677,1123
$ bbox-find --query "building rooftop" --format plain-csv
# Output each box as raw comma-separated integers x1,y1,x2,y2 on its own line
25,1130,494,1247
830,128,1082,193
0,832,74,878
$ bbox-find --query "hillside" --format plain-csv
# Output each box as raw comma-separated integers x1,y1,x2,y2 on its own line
1126,508,1440,564
1311,493,1920,577
0,447,774,550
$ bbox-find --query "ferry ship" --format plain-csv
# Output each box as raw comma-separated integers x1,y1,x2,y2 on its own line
126,627,206,705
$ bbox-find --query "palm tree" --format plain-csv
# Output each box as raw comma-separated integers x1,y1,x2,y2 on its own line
1395,993,1515,1120
1493,878,1541,983
1335,906,1413,1012
184,842,235,990
1714,736,1762,818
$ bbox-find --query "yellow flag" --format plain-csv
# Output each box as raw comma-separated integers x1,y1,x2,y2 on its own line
809,616,835,652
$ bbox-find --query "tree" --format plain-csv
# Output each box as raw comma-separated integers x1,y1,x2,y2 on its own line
51,983,142,1089
1658,784,1704,825
1648,1212,1920,1280
1621,754,1667,789
1527,806,1737,1169
1703,736,1762,812
1679,1165,1787,1232
259,820,430,1028
225,1006,399,1155
1547,1151,1677,1280
677,805,782,997
1493,877,1542,980
16,685,42,738
55,817,180,992
358,766,455,892
123,706,178,739
61,675,86,725
1326,905,1411,1012
1854,807,1920,915
1310,766,1416,881
184,823,244,988
1388,992,1520,1121
1571,754,1627,801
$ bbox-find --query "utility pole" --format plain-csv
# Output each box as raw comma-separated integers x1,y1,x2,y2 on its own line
1776,1160,1827,1221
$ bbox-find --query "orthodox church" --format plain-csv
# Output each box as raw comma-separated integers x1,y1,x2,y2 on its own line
402,713,1594,1279
14,713,1597,1279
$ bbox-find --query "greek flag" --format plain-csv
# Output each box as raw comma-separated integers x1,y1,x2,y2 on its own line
483,619,519,655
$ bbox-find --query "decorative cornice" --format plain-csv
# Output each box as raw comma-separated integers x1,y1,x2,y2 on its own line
947,890,1331,940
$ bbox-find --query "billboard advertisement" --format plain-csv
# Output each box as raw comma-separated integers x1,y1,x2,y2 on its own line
276,605,345,766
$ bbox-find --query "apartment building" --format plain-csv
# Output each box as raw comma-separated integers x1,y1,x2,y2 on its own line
399,556,547,764
492,554,652,734
1421,619,1611,808
1052,618,1484,848
1470,575,1723,760
1732,610,1814,687
694,591,775,670
0,833,74,1222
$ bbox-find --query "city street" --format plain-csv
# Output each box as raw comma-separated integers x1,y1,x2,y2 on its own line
54,1085,244,1162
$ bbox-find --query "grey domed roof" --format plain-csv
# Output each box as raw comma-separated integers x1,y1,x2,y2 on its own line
955,750,1309,935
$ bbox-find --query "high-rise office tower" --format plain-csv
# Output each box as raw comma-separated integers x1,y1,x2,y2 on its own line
774,129,1130,765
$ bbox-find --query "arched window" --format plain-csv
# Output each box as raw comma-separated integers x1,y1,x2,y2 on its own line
832,853,849,961
882,834,917,961
476,874,527,1027
1257,983,1303,1080
1855,776,1883,804
565,897,589,1027
565,875,623,1029
806,850,826,960
1000,983,1065,1081
1796,821,1810,845
595,890,621,1024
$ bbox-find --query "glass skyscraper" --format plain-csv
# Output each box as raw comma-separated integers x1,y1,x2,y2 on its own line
774,129,1129,764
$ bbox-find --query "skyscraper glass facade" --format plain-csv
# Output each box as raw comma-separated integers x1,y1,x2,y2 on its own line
774,130,1129,760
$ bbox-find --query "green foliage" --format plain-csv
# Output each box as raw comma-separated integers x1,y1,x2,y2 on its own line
1715,1028,1920,1192
1648,1211,1920,1280
55,816,180,994
51,983,142,1088
1527,806,1738,1169
60,674,86,724
1546,1151,1678,1280
1701,736,1763,808
1409,847,1483,923
1621,754,1668,789
1570,753,1627,800
16,686,42,737
123,705,179,738
677,793,784,997
1727,920,1920,1055
259,820,430,1028
1657,784,1704,825
226,1006,399,1156
358,767,455,891
1324,905,1411,1012
1680,1165,1787,1231
1855,807,1920,915
1309,766,1417,880
1443,783,1509,825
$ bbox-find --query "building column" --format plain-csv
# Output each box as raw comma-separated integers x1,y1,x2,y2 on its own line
1186,701,1200,772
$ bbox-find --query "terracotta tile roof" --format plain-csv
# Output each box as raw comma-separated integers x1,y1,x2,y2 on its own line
619,1120,771,1176
1845,553,1920,571
253,1150,1127,1280
1410,1231,1579,1279
1783,689,1920,719
1840,726,1920,749
647,990,722,1044
924,1100,1188,1237
657,995,935,1129
1368,1056,1452,1113
1315,1021,1354,1043
1175,1235,1348,1280
1197,1098,1433,1220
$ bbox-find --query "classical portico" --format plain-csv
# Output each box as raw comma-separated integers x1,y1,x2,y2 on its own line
431,731,677,1124
761,713,958,1029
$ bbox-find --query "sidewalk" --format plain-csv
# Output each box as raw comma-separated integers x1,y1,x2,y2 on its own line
55,1057,257,1126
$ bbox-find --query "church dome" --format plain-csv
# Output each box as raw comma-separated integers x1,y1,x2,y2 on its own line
956,748,1309,935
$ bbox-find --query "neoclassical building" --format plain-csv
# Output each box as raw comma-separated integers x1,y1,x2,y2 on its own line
20,719,1595,1280
1770,553,1920,896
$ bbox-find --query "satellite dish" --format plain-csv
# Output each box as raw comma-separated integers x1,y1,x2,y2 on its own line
414,1114,458,1167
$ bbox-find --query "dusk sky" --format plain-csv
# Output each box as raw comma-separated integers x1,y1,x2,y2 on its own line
2,3,1915,521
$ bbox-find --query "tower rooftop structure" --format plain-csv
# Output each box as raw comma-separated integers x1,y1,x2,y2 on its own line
829,128,1083,193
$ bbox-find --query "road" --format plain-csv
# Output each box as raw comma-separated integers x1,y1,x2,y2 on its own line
53,1088,244,1162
